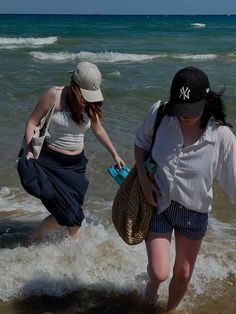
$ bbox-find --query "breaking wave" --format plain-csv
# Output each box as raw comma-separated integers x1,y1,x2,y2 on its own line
0,37,57,49
30,50,217,63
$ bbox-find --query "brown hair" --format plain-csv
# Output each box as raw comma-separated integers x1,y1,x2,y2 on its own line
66,76,103,125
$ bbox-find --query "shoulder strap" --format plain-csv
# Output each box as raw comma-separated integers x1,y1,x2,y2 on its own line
44,87,62,120
150,101,166,151
39,88,62,134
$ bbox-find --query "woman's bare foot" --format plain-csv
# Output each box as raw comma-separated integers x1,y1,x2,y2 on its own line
67,226,81,240
144,280,159,305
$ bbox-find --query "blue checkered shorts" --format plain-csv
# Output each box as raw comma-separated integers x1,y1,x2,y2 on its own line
149,201,208,240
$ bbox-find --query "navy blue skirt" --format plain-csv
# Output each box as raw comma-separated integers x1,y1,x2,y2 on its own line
17,147,89,227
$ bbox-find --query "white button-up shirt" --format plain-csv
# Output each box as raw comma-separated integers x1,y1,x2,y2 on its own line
135,101,236,213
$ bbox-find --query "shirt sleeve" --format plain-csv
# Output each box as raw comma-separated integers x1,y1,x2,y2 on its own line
135,101,162,151
216,127,236,202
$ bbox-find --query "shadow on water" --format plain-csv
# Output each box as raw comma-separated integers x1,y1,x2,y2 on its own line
0,218,40,249
9,282,166,314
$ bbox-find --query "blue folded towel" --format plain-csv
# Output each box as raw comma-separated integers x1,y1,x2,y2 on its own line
107,165,130,185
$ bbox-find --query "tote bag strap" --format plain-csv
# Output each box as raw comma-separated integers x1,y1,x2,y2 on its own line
43,87,62,123
39,87,62,134
144,101,167,172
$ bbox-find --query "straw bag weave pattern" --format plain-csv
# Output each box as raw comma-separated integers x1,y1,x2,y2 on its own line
112,165,152,245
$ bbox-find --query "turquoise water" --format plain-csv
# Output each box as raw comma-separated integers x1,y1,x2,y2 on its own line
0,14,236,313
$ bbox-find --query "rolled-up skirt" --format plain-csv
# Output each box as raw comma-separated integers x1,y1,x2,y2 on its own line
17,147,89,227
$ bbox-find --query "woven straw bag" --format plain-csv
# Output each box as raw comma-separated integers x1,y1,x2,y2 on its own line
112,165,152,245
112,101,166,245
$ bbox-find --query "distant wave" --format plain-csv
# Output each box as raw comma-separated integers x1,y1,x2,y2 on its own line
173,54,217,60
30,50,218,63
191,23,206,28
0,36,57,49
30,51,167,62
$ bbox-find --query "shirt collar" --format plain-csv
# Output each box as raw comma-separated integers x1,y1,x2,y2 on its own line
167,116,217,143
201,118,217,143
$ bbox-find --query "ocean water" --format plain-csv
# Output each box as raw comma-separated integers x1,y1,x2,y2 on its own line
0,14,236,313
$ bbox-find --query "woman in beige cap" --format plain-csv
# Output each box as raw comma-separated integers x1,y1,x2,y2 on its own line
18,61,125,242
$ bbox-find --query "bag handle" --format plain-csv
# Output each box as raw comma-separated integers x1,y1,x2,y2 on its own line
39,87,62,135
43,87,62,123
144,101,167,173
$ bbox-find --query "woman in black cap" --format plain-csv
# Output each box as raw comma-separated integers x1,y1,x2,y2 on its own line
18,61,125,242
135,67,236,311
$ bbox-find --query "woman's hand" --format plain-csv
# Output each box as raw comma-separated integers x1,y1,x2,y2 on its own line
113,153,126,169
140,175,161,207
26,151,34,160
134,144,160,207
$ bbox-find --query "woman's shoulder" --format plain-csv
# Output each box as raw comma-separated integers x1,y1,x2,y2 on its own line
40,86,61,101
213,122,236,148
38,86,64,111
47,86,64,96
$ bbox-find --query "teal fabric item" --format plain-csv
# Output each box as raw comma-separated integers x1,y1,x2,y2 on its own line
144,157,157,173
107,165,130,185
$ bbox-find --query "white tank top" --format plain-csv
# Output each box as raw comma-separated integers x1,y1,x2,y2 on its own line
46,107,91,150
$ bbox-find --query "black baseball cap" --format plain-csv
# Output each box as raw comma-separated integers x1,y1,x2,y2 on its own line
167,67,210,117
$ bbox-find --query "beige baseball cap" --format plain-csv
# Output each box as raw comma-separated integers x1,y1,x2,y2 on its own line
70,61,104,102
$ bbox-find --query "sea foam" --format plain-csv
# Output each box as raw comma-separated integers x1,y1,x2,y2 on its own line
30,51,167,62
0,199,235,309
0,188,236,309
30,50,218,63
173,54,217,60
191,23,206,28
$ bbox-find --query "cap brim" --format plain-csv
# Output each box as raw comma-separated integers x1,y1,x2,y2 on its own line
80,88,104,103
167,99,205,117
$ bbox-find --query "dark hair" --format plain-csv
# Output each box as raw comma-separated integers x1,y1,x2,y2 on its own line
66,76,103,125
200,90,232,130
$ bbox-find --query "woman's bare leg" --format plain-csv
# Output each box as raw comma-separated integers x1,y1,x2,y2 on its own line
145,231,172,305
29,214,60,242
167,232,202,311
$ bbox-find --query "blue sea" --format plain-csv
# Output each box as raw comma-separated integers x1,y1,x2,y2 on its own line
0,14,236,313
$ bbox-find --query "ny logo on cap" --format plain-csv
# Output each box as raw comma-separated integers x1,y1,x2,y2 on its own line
179,86,190,100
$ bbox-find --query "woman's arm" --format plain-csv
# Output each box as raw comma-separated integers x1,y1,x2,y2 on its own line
216,128,236,202
134,144,160,207
25,87,57,159
91,117,125,168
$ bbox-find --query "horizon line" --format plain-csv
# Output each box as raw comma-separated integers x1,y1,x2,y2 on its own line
0,13,235,16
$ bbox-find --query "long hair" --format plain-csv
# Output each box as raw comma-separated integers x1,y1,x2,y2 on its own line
66,76,103,125
200,90,232,129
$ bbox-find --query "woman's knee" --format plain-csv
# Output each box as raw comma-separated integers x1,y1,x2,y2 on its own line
172,265,192,282
148,262,170,283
